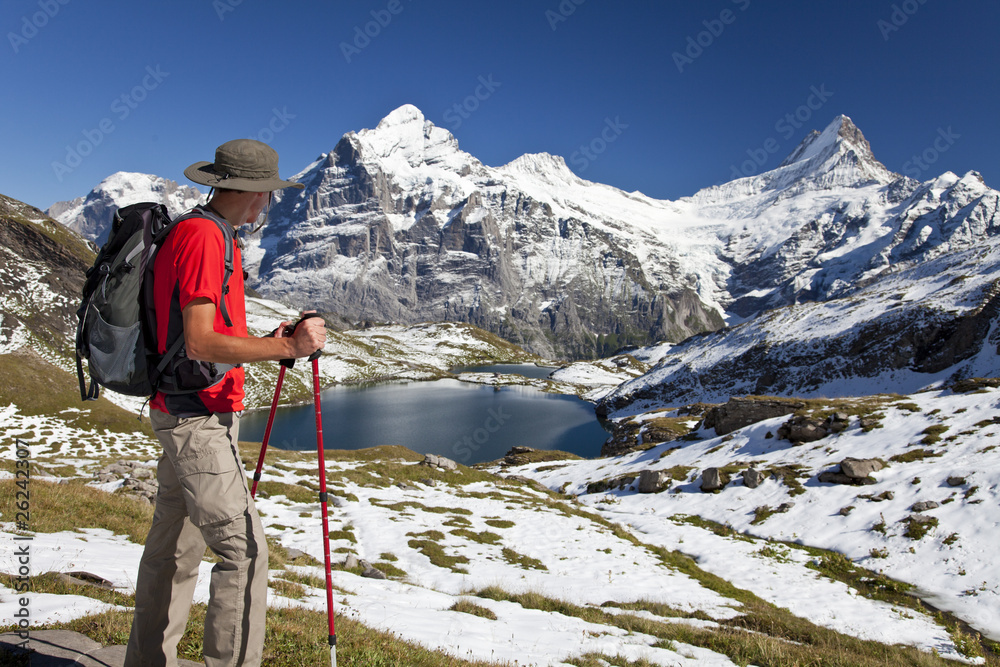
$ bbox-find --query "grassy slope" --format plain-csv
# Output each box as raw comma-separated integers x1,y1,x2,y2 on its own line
1,438,995,665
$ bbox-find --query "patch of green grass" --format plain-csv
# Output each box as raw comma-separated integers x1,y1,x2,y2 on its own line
498,449,583,467
450,529,502,545
270,577,307,600
442,516,473,528
890,449,943,463
501,547,547,571
0,478,153,543
371,499,474,515
254,481,318,504
0,353,154,439
473,580,968,667
754,544,792,562
586,474,636,494
8,603,511,666
373,560,408,579
0,571,134,607
763,464,808,496
449,599,498,620
406,531,469,573
919,424,949,445
277,569,325,589
902,515,939,540
329,525,357,544
750,506,777,525
484,518,515,529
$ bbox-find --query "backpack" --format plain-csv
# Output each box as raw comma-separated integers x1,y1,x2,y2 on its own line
75,202,238,401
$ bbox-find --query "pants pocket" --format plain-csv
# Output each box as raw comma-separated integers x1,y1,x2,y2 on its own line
159,412,248,529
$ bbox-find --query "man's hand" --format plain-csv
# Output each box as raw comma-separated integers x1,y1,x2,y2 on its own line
284,312,326,359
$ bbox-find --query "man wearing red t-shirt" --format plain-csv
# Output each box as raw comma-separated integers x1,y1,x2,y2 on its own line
125,140,325,667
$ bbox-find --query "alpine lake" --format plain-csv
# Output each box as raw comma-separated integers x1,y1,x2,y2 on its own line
239,364,610,465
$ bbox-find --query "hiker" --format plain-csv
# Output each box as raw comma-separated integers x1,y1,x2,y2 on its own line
125,139,326,667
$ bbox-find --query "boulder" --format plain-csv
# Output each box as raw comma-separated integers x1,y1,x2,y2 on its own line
362,565,388,580
742,468,765,489
827,412,851,433
121,477,158,504
343,554,361,570
818,469,876,486
818,470,856,485
700,467,730,492
701,397,804,436
840,458,883,479
946,476,967,487
911,501,940,513
422,454,458,471
130,466,156,480
637,470,669,494
777,416,828,443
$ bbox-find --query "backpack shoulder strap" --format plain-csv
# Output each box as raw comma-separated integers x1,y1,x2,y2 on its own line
167,207,237,328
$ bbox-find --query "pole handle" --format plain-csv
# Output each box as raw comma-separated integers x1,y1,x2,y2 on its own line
276,312,325,367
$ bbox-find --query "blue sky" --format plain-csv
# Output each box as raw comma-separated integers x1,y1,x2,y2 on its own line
3,0,998,210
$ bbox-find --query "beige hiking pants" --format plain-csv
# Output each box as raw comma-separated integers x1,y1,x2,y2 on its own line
125,410,268,667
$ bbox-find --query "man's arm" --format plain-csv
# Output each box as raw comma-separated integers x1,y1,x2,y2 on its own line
182,297,326,365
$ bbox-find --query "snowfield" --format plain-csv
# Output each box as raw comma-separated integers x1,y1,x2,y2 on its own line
2,368,998,664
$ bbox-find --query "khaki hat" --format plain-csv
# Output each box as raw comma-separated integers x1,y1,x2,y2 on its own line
184,139,305,192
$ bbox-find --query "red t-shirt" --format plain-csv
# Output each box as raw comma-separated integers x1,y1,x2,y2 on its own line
150,215,246,414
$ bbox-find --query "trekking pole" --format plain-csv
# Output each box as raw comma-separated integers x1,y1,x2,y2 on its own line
311,352,337,667
250,313,324,498
250,361,289,499
246,313,335,662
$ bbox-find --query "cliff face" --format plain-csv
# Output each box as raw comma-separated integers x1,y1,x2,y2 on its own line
0,194,93,357
246,106,724,359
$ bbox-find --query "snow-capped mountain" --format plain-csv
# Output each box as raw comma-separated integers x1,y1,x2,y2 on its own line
47,172,205,246
246,104,725,359
48,107,1000,384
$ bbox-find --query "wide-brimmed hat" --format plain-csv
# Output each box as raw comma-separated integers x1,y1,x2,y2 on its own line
184,139,305,192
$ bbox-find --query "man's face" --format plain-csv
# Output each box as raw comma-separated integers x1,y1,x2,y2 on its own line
245,191,273,225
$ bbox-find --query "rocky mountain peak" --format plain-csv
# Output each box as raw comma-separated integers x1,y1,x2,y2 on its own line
498,152,579,185
777,114,896,186
355,104,468,172
46,172,204,246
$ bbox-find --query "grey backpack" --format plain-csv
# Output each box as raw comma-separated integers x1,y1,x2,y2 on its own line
75,202,237,401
